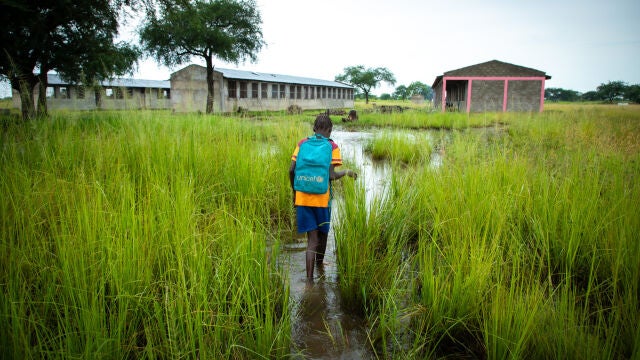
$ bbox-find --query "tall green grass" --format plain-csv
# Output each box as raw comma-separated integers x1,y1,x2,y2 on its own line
351,107,510,130
0,111,303,358
2,104,639,358
334,104,640,359
364,130,432,165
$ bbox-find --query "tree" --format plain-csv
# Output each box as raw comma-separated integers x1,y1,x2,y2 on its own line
0,0,140,120
545,87,581,102
597,81,627,103
624,84,640,104
581,91,602,102
139,0,264,114
407,81,433,100
335,66,396,104
392,85,409,100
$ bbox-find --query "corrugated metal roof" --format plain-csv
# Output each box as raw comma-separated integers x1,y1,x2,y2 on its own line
46,66,352,89
47,73,170,88
444,60,549,78
432,60,551,88
216,67,352,88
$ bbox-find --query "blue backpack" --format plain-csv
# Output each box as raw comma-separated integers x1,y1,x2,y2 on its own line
294,134,332,194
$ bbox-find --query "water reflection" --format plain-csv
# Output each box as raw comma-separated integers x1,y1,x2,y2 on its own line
292,272,371,359
332,130,391,206
283,230,371,358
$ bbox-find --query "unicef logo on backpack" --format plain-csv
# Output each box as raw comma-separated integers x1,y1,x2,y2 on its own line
295,174,324,183
294,173,328,194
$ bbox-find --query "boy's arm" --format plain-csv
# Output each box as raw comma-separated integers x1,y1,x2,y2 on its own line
329,164,357,180
289,161,296,204
289,160,296,188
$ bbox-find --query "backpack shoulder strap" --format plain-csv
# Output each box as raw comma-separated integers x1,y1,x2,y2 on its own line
311,133,332,142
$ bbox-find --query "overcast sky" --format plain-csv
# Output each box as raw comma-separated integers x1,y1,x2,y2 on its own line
137,0,640,94
2,0,638,98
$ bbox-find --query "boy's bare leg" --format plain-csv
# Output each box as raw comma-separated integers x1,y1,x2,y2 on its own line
315,231,328,266
306,230,319,281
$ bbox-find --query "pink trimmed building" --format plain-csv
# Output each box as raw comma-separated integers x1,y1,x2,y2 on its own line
432,60,551,113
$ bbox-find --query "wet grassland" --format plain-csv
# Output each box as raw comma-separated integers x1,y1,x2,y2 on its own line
338,103,640,358
1,103,639,358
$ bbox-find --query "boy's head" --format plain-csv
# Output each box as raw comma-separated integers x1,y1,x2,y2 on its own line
313,114,333,137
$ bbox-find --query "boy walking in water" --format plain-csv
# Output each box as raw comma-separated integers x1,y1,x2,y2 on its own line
289,114,357,282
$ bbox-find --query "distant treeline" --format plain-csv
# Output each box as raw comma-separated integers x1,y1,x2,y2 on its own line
361,80,640,104
546,81,640,103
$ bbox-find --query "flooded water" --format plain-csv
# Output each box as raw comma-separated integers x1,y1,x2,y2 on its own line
280,129,438,359
282,236,372,359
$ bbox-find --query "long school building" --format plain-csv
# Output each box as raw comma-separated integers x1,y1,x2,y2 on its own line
11,64,354,113
12,74,171,111
170,64,354,113
432,60,552,113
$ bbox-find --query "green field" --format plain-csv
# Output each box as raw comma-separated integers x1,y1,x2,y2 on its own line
1,102,639,358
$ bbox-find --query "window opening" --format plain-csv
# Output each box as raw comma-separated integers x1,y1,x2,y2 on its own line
228,81,237,98
240,82,248,98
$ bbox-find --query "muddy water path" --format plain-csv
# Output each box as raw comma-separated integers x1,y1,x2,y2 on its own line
279,128,442,359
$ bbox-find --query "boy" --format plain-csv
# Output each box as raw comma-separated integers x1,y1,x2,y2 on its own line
289,114,357,281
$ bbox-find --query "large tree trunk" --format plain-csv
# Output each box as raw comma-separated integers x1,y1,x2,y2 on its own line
36,72,49,117
11,75,37,121
19,89,36,120
205,57,215,114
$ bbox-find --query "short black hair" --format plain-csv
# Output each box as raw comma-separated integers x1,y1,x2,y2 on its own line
313,114,333,132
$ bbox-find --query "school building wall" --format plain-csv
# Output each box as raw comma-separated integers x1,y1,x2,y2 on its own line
170,65,354,113
12,84,171,111
432,60,550,113
170,67,216,113
222,81,354,112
